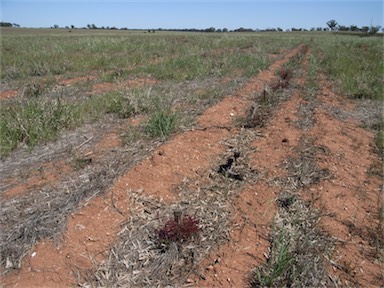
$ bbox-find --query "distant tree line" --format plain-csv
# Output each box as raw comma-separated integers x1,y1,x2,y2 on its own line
326,19,381,34
3,20,381,35
49,22,382,34
0,22,20,27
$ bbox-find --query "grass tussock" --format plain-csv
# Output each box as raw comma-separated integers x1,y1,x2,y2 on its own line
145,109,178,140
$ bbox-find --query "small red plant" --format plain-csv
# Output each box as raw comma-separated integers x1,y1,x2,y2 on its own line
157,213,199,244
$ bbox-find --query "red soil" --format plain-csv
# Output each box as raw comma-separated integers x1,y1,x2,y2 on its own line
91,77,157,94
307,80,382,287
0,90,18,100
3,160,72,199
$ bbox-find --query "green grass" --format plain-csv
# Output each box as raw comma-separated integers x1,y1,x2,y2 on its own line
1,29,304,156
145,109,178,139
2,30,381,157
1,98,78,155
1,29,301,82
254,230,293,287
0,91,137,156
311,35,383,100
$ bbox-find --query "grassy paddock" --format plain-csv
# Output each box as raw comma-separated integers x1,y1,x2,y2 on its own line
1,29,382,157
309,34,383,100
0,29,302,156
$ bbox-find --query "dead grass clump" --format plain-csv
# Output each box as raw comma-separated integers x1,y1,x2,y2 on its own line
277,137,331,189
271,68,293,91
243,88,292,129
295,101,318,131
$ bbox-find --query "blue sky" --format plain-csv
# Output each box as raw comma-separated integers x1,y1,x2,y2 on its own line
1,0,382,30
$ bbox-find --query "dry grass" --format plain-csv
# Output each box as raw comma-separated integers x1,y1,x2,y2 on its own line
295,101,318,131
251,137,335,287
0,119,156,273
281,137,331,189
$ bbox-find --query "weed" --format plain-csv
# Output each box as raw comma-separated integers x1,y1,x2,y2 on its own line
29,61,50,76
277,192,297,209
253,230,293,287
100,70,123,83
271,67,293,90
105,91,134,119
22,82,45,98
156,211,200,246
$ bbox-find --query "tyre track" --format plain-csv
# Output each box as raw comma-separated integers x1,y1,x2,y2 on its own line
194,47,309,287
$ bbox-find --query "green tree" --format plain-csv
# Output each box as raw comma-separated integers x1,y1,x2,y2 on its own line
0,22,13,27
326,19,338,31
369,25,381,34
361,26,370,33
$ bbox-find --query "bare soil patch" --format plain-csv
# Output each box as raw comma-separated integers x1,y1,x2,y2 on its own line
57,76,97,86
306,81,383,287
0,89,18,101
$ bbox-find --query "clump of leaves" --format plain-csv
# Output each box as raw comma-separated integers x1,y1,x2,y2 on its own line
156,211,199,245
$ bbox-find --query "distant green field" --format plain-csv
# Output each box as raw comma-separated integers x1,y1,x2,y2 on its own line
1,28,382,156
